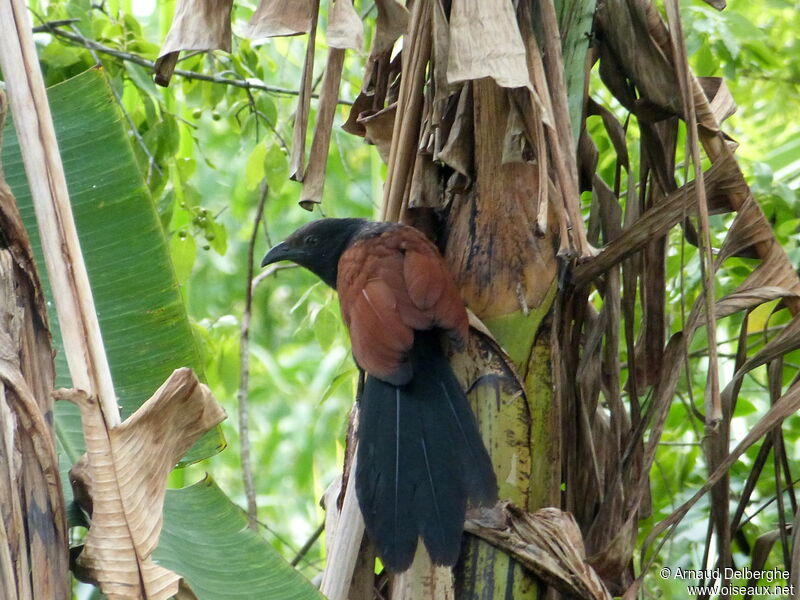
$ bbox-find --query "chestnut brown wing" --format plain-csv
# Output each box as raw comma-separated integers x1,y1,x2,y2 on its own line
337,226,468,384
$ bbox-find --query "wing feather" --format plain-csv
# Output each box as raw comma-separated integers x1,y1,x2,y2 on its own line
337,226,468,383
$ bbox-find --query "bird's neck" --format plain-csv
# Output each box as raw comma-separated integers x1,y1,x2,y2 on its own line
313,221,401,289
314,252,341,289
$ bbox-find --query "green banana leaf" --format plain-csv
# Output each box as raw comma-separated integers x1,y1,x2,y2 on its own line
1,68,222,468
156,477,324,600
2,69,320,599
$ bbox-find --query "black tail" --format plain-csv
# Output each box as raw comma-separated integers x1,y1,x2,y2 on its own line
355,330,497,572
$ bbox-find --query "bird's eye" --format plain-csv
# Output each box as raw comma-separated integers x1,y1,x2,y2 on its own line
304,234,319,246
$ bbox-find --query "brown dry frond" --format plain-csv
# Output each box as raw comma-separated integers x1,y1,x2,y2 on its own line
63,370,225,599
1,146,69,598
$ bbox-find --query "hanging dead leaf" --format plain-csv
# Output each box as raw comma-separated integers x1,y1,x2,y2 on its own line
446,0,531,90
373,0,409,54
716,194,785,261
63,368,225,600
300,47,346,208
716,287,798,320
154,0,233,86
697,77,737,124
436,83,474,177
238,0,313,39
408,151,441,209
573,152,742,286
358,104,396,163
344,0,406,139
289,0,321,181
328,0,364,50
596,0,683,121
342,93,373,137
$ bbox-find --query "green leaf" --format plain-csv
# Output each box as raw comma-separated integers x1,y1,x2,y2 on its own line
313,304,340,351
205,217,228,255
155,477,325,600
202,75,228,109
256,95,278,128
265,143,289,194
171,233,198,283
245,142,267,191
693,41,717,76
1,68,224,464
40,42,83,70
158,113,181,159
124,61,158,95
558,0,597,146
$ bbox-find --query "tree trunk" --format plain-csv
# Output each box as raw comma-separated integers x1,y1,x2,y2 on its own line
357,0,599,597
0,93,69,599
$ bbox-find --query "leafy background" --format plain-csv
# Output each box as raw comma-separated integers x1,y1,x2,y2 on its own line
3,0,800,596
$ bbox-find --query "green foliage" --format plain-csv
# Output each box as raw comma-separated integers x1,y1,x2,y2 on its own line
685,0,800,193
2,67,329,598
1,68,222,466
22,0,380,584
155,477,325,600
8,0,800,595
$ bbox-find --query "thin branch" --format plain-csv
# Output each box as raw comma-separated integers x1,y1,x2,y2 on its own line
253,517,324,573
252,262,296,290
176,49,205,63
291,521,325,567
738,476,800,530
238,183,270,531
241,86,289,152
32,20,354,106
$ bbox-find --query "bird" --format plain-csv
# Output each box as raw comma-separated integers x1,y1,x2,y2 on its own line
261,218,497,572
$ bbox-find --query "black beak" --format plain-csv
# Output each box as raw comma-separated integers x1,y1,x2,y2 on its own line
261,242,294,268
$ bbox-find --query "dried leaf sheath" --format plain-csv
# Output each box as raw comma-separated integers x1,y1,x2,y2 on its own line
289,0,321,181
466,505,612,600
300,0,362,207
0,177,69,599
299,47,346,208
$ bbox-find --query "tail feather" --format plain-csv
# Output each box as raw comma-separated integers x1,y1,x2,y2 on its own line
355,330,497,572
356,385,418,571
438,379,497,505
412,399,466,566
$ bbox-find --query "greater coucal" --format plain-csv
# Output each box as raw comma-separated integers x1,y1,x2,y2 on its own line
261,218,497,572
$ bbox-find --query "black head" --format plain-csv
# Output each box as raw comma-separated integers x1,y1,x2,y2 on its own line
261,218,368,288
